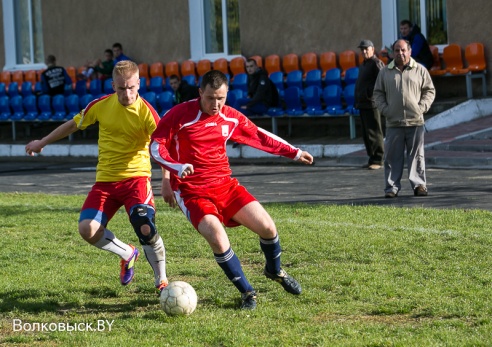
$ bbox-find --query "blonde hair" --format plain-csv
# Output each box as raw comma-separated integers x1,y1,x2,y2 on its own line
112,60,138,79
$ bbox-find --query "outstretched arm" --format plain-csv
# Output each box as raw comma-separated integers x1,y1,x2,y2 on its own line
296,151,314,165
25,119,79,155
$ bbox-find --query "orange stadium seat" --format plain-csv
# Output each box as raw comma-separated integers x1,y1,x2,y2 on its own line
0,70,11,87
379,49,389,65
429,45,446,76
213,58,230,75
465,42,487,72
249,55,263,68
165,61,180,78
150,62,164,78
138,63,150,79
11,70,24,86
180,60,196,77
442,44,468,74
319,51,337,77
36,69,45,83
264,54,281,75
229,56,246,76
197,59,212,77
282,53,300,74
338,50,357,77
65,66,77,84
301,52,318,76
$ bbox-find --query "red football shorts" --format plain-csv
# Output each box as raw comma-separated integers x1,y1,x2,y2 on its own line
79,176,154,226
177,177,257,230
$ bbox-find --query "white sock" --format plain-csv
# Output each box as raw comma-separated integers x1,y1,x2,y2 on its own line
142,236,167,286
93,228,133,260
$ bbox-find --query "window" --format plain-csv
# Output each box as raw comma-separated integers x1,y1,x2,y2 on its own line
189,0,241,61
381,0,447,49
2,0,45,71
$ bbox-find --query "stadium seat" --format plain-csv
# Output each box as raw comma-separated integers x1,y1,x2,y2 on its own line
197,59,212,77
465,42,487,72
79,94,94,109
269,71,285,97
64,83,73,96
34,81,43,95
442,44,468,74
37,94,53,120
103,78,114,94
21,81,33,97
138,63,150,80
139,77,148,93
23,95,38,120
7,82,19,97
323,85,344,115
429,45,446,76
149,76,164,94
378,50,389,65
319,51,338,78
52,94,67,120
165,61,180,78
283,86,304,116
142,91,157,110
0,70,11,87
74,80,88,96
213,58,230,75
157,91,174,116
249,55,263,68
324,68,342,87
305,69,322,88
226,89,243,107
150,62,165,78
339,50,357,77
344,67,359,85
9,95,24,120
24,70,38,85
65,66,77,84
231,73,248,93
182,74,196,86
343,83,358,114
181,60,196,77
0,82,6,97
0,95,11,120
265,54,282,75
282,53,300,74
285,70,303,90
89,79,103,98
65,94,80,119
11,70,24,86
303,86,324,116
301,52,318,77
230,57,246,77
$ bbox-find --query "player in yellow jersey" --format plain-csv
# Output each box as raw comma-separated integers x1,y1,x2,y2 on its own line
25,61,169,292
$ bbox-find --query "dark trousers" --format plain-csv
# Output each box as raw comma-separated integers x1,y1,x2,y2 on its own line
359,107,384,165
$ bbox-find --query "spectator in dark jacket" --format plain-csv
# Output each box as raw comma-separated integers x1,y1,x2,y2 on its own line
400,20,433,69
355,40,386,170
40,55,72,96
169,75,199,104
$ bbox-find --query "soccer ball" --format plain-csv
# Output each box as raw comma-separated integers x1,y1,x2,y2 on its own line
160,281,197,316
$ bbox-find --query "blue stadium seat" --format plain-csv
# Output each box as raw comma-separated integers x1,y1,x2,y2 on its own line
7,82,19,97
21,81,33,97
157,91,174,116
303,86,324,116
103,78,114,94
231,73,248,93
79,94,94,109
34,81,43,95
9,95,24,120
65,94,80,120
89,79,103,98
138,77,148,94
283,86,304,116
149,76,164,94
324,68,342,87
344,67,359,86
74,80,88,96
37,94,52,120
269,71,284,97
322,85,344,115
23,95,38,120
0,95,10,120
182,74,196,87
52,94,67,120
343,83,358,114
0,82,6,97
305,69,322,88
64,83,73,96
142,91,157,110
226,89,243,107
285,70,303,90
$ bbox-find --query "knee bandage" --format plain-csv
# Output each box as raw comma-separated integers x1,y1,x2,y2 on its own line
130,204,158,245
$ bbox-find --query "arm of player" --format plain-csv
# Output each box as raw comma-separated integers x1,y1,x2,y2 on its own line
160,168,176,208
296,151,314,165
150,140,194,179
25,119,79,156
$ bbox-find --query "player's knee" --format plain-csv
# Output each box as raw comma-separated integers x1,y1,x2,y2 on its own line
78,220,103,243
130,204,158,245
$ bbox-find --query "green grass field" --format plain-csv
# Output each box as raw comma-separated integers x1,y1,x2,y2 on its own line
1,192,492,346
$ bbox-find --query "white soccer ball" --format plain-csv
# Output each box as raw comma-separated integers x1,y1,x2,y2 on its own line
160,281,197,316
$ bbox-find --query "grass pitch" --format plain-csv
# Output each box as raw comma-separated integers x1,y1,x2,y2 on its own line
1,192,492,346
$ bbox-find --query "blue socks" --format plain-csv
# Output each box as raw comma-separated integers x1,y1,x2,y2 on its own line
214,248,253,293
260,234,281,274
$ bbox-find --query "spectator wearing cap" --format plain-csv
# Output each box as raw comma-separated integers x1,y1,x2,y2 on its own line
354,39,386,170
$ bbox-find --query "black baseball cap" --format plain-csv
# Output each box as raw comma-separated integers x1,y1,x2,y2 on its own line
357,40,374,48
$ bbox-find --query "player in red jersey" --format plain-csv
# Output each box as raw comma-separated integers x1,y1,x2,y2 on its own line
150,70,314,309
25,61,169,292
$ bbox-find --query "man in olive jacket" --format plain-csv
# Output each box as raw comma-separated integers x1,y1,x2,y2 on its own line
354,40,386,170
373,39,435,198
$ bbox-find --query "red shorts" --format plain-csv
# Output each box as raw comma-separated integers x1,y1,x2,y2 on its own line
177,177,257,230
79,176,154,226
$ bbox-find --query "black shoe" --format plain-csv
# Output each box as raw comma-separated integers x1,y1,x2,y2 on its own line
264,267,302,295
414,185,428,196
385,191,398,198
240,290,257,310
